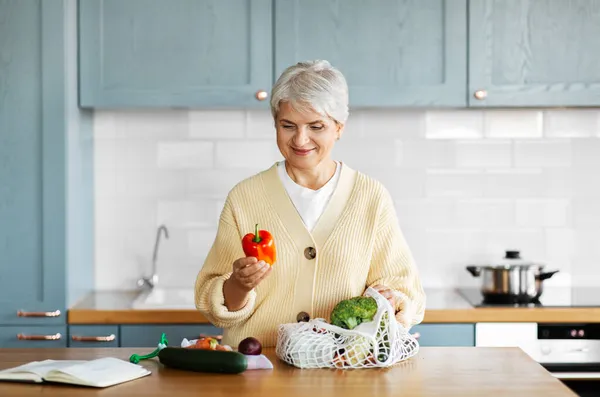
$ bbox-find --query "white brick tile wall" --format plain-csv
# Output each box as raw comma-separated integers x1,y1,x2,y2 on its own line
246,110,275,138
396,140,456,169
514,140,571,168
484,169,544,198
215,140,282,169
515,199,570,227
572,198,600,228
455,199,515,228
426,170,485,198
456,141,512,168
365,169,426,198
545,228,574,270
157,141,213,169
187,168,263,197
113,139,159,170
544,110,598,138
572,139,600,169
188,229,218,260
112,110,189,140
334,140,397,169
364,110,424,139
484,110,543,139
93,112,116,139
93,108,600,289
189,110,245,139
425,110,483,139
395,199,456,229
157,199,217,228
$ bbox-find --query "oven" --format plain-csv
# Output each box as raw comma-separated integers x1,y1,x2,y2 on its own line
476,323,600,396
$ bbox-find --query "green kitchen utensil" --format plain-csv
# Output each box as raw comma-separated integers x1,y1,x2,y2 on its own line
129,333,169,364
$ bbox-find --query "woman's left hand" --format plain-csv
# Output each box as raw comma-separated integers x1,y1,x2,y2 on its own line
370,284,397,309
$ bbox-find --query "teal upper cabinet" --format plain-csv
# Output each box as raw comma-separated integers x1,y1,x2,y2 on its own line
274,0,467,107
469,0,600,107
78,0,273,108
0,0,66,325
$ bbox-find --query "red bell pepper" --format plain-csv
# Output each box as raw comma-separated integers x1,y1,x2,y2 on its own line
242,223,276,265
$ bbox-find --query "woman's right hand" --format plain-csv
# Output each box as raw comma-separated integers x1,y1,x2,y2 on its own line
230,257,272,292
223,257,272,311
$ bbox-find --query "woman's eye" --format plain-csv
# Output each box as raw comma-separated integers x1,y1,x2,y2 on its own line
311,125,324,131
282,124,294,130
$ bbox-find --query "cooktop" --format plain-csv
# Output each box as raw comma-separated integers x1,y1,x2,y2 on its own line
457,287,600,308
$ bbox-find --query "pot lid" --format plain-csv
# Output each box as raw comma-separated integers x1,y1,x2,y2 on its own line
474,251,544,269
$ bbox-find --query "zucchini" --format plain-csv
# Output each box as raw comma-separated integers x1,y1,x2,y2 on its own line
158,347,248,374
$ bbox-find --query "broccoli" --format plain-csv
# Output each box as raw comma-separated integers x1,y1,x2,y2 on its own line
330,296,378,330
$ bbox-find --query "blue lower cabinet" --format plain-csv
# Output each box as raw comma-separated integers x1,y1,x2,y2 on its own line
0,326,68,348
120,325,222,348
411,324,475,347
68,325,119,348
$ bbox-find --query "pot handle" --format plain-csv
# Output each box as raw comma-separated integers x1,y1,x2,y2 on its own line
536,270,559,281
466,266,481,277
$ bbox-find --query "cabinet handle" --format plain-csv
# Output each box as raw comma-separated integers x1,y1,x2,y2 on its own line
255,90,268,101
17,310,61,317
71,334,116,342
412,332,421,340
17,333,62,341
473,90,487,100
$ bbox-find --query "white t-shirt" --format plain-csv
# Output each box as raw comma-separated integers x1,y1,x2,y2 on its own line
277,160,341,232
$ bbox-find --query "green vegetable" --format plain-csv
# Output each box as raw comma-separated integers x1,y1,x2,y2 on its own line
158,347,248,374
330,296,378,330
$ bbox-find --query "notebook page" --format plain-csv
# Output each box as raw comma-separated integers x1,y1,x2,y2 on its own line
0,360,87,382
46,357,151,388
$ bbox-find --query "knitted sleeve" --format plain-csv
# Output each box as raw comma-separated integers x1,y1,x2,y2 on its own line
194,197,257,328
366,187,426,329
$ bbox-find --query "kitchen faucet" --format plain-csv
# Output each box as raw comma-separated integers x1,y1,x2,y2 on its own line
137,225,169,289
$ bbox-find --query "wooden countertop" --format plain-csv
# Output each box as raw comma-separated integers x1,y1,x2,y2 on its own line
0,347,576,396
67,288,600,325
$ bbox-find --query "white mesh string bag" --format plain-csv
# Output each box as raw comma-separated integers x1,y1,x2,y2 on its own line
275,287,419,369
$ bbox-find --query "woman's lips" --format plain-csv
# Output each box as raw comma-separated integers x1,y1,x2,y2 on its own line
292,148,314,156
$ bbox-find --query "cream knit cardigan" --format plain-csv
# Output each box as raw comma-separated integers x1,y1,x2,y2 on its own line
195,162,426,348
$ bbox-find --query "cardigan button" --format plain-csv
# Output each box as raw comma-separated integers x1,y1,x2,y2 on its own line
297,311,310,322
304,247,316,260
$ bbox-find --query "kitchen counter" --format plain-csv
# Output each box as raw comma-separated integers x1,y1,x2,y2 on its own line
0,347,576,396
67,288,600,325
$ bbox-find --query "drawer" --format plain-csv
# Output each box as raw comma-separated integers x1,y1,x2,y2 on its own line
68,325,119,348
120,324,222,348
0,325,67,348
411,324,475,347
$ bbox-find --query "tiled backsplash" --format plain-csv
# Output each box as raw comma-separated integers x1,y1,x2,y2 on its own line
93,109,600,290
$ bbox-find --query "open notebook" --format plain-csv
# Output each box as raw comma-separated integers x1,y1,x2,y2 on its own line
0,357,151,388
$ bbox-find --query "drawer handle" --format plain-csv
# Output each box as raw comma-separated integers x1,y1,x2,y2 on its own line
17,310,61,317
71,334,116,342
412,332,420,340
17,333,62,341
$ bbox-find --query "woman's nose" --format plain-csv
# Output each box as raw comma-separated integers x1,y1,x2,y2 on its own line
293,129,310,147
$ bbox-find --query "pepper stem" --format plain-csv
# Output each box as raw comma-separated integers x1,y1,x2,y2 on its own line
253,223,261,243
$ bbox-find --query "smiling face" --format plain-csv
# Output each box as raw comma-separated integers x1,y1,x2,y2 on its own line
275,101,343,171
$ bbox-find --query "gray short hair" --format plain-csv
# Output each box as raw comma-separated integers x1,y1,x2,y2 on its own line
270,60,349,124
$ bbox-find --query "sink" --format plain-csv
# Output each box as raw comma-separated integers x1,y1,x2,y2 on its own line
132,288,196,309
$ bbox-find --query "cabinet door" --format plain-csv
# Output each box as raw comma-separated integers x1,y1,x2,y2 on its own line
469,0,600,107
0,326,67,348
79,0,273,108
120,324,223,348
275,0,467,107
0,0,66,325
411,324,475,346
68,325,119,348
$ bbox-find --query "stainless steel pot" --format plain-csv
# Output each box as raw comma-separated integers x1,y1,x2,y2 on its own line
466,251,559,304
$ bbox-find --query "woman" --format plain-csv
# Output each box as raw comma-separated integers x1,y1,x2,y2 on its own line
195,60,426,348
